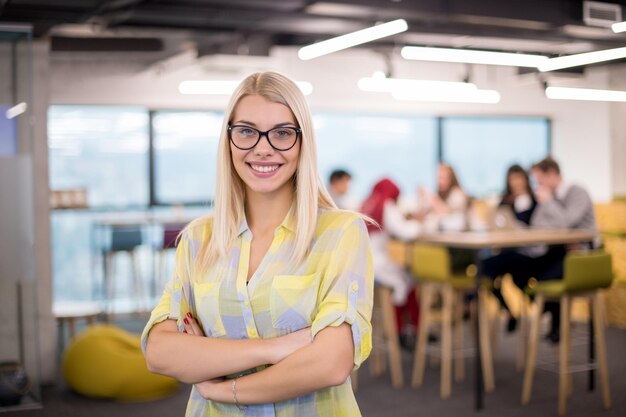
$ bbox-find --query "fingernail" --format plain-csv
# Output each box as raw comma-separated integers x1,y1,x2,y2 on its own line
184,318,189,325
187,312,192,318
183,329,187,334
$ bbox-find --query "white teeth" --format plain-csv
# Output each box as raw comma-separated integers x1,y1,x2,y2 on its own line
250,164,279,173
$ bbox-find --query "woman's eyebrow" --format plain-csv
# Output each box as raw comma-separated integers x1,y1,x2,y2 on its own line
232,120,297,127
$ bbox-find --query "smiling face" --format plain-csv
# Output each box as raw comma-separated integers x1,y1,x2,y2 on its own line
229,94,301,199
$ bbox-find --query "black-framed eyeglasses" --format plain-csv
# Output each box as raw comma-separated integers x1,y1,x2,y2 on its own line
227,124,301,151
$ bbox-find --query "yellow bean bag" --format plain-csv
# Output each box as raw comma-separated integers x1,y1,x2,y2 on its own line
62,324,178,401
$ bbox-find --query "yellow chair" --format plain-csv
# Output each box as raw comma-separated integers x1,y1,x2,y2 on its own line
521,251,613,416
410,244,495,399
62,325,178,401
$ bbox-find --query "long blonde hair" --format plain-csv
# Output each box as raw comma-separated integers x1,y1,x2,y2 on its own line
192,72,337,273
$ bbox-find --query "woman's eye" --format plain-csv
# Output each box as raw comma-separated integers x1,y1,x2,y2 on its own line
273,129,292,138
237,128,255,136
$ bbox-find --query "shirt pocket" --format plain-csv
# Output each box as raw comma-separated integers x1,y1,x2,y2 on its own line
192,281,226,337
270,272,321,331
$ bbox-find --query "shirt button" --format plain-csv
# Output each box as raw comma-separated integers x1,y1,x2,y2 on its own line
249,330,258,337
244,300,249,307
351,282,359,292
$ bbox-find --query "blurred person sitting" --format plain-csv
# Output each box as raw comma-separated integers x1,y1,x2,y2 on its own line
500,164,537,225
328,169,353,210
361,178,422,349
483,157,598,342
416,163,469,232
414,163,473,279
486,164,538,332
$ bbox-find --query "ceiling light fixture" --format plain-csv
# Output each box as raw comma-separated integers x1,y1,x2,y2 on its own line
539,46,626,71
358,73,478,94
401,46,548,67
5,102,28,119
298,19,408,60
545,86,626,102
612,21,626,33
392,88,500,104
357,72,499,104
179,80,313,96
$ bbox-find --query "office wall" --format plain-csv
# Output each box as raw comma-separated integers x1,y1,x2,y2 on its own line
609,63,626,198
49,47,614,202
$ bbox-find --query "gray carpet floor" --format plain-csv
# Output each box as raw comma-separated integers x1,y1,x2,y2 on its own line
4,319,625,417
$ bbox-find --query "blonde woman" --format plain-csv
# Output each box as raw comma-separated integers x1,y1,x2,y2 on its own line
142,72,374,416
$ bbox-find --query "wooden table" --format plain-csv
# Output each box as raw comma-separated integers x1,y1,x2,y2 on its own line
414,228,595,411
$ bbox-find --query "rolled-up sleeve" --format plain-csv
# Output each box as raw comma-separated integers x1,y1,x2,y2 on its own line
141,236,191,354
311,217,374,369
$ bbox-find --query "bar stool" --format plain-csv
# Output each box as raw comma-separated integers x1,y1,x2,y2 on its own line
154,222,186,295
410,244,495,399
350,282,404,391
370,283,405,387
102,226,144,313
521,250,613,416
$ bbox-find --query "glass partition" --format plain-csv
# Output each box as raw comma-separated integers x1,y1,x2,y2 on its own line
0,24,41,411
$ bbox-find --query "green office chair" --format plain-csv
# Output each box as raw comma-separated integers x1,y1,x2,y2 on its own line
410,244,495,399
521,250,613,416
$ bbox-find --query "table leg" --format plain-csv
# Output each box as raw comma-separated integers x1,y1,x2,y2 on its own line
474,250,484,410
588,304,595,392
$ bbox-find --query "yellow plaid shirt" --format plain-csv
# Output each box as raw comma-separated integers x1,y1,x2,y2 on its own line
142,209,374,417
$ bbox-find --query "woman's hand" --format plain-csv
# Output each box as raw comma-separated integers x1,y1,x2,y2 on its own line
195,378,230,402
182,312,204,336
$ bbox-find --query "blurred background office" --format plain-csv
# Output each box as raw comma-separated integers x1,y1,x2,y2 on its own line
1,0,626,416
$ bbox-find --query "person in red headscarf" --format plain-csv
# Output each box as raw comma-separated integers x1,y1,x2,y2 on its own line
361,178,422,347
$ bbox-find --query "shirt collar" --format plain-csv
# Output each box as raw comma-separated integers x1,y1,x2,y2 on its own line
236,205,296,237
237,216,250,237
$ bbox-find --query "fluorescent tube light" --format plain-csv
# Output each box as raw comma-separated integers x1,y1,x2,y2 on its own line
612,21,626,33
545,86,626,102
5,102,28,119
298,19,408,60
392,89,501,104
179,80,313,96
358,74,478,94
401,46,548,68
539,46,626,71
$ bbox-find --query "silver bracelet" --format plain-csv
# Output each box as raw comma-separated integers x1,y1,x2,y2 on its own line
232,377,246,411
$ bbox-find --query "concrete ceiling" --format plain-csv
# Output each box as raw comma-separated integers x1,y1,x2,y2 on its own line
1,0,625,63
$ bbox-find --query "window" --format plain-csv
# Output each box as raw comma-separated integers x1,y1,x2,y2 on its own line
48,106,150,208
47,106,550,305
152,111,222,205
441,117,550,198
315,113,438,205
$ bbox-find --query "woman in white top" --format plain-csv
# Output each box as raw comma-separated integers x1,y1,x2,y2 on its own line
361,178,422,341
417,163,468,232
